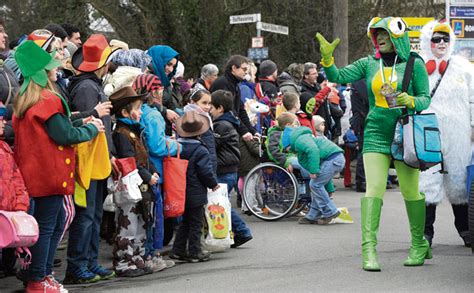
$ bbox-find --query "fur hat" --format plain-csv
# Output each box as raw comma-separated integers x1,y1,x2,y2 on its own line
103,66,142,96
259,59,277,77
175,111,210,138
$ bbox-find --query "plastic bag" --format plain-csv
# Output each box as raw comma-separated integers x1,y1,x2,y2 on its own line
113,169,143,207
203,184,233,251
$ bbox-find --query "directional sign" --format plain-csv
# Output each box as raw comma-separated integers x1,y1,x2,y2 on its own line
256,21,289,35
450,6,474,17
229,13,261,24
248,47,269,60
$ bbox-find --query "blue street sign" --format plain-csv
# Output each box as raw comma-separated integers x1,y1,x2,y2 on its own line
450,6,474,18
248,47,269,60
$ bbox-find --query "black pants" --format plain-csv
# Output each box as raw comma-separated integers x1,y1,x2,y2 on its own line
172,205,205,256
425,203,469,239
355,134,365,186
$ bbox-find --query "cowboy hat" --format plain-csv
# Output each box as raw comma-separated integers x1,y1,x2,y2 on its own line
15,40,62,95
109,86,147,115
72,34,120,73
175,111,210,138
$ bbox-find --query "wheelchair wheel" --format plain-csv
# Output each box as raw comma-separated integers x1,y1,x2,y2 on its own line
243,163,298,221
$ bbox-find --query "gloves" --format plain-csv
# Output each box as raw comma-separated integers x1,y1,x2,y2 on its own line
315,33,340,67
396,92,415,109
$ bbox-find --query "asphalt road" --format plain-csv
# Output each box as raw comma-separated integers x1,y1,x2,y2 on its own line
3,181,473,292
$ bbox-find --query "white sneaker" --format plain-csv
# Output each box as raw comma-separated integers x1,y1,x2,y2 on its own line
45,275,68,293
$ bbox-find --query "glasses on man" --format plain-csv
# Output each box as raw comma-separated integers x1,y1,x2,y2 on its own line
431,36,450,43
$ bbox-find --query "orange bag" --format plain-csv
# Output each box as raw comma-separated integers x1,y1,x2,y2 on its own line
163,141,188,218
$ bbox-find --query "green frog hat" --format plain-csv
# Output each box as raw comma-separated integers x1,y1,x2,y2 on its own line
367,17,410,61
15,40,62,95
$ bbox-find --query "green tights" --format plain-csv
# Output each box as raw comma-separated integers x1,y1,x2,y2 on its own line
363,153,422,201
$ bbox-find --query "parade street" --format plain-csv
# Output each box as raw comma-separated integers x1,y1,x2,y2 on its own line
5,180,471,293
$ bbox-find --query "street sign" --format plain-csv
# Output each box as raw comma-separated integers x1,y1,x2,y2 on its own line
256,22,289,35
450,6,474,17
229,13,261,24
451,18,474,38
248,47,269,60
252,37,264,48
450,0,474,5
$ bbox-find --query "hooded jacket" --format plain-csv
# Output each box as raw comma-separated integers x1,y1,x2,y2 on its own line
323,16,431,155
418,20,474,205
289,127,343,174
0,140,29,211
213,111,241,175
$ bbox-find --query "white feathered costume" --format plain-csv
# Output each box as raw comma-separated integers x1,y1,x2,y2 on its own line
419,21,474,205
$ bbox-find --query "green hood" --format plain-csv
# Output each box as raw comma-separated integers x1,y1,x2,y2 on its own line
367,17,411,61
289,126,313,151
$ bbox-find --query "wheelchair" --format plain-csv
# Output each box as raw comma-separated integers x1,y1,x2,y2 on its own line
242,134,312,221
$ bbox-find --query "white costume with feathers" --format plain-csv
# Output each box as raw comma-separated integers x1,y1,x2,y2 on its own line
419,21,474,205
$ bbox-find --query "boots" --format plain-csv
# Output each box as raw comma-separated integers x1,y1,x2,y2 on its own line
404,197,432,266
361,197,383,271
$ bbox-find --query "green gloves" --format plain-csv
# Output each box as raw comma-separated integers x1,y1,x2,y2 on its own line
315,33,340,67
396,92,415,109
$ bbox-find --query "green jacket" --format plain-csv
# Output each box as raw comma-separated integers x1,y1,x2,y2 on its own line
290,127,343,174
323,17,430,155
266,125,295,168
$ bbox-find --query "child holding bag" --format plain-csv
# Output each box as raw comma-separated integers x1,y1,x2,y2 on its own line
13,41,102,293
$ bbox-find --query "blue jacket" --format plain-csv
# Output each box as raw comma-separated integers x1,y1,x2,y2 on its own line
140,103,180,184
178,138,218,207
147,45,179,88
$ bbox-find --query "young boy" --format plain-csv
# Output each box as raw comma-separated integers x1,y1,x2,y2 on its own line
282,92,315,134
282,126,345,224
266,112,299,171
210,90,253,248
170,111,220,262
111,86,160,277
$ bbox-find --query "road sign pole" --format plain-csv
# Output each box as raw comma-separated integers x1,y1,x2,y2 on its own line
256,14,261,63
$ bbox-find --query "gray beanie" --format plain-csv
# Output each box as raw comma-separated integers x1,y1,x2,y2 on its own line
259,59,277,77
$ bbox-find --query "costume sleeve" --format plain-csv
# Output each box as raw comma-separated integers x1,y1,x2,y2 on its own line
45,113,99,146
466,68,474,138
323,57,369,85
411,58,431,112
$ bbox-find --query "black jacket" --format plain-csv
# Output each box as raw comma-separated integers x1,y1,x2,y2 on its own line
300,79,320,96
349,79,369,136
68,72,116,156
257,78,279,101
213,112,241,175
210,71,256,136
178,138,218,208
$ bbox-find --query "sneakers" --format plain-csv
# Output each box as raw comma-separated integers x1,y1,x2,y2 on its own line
63,267,101,284
186,251,211,263
169,252,188,262
298,217,318,224
231,235,253,248
145,256,175,272
116,268,147,278
45,275,68,293
89,264,116,280
26,279,60,293
316,211,341,225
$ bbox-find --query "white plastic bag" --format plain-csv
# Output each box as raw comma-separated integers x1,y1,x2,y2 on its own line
113,170,143,207
203,184,233,251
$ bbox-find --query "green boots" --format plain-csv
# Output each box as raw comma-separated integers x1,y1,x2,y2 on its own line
361,197,382,271
404,197,432,266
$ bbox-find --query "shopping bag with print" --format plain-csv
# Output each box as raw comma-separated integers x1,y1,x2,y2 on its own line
203,184,233,250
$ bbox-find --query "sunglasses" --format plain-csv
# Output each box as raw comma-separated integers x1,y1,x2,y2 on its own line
431,36,450,43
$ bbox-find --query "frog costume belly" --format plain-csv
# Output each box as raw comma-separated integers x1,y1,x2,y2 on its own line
316,16,432,272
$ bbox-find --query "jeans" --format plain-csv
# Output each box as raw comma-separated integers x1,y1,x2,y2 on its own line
172,205,204,256
217,172,252,238
28,195,65,281
67,180,105,272
306,153,345,220
289,157,311,179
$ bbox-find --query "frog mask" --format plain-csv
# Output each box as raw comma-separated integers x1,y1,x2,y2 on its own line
367,17,410,61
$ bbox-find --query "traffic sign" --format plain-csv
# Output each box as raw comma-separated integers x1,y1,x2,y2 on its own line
229,13,261,24
256,21,289,35
252,37,264,48
248,47,269,60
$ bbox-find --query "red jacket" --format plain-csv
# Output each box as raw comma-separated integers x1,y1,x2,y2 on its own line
296,111,316,135
13,90,76,197
0,141,29,211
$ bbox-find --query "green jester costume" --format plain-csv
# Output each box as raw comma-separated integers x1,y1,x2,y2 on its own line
317,17,432,271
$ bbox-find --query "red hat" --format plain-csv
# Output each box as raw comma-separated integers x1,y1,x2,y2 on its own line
132,74,163,95
72,34,120,73
27,33,55,50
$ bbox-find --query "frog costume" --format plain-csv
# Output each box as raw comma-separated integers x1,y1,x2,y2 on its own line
316,17,432,271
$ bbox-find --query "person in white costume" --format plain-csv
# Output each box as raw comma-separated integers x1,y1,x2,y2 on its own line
419,20,473,247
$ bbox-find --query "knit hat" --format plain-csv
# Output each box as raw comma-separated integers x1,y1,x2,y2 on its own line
312,115,325,132
259,59,277,77
133,74,163,95
112,49,151,71
72,34,120,73
15,41,62,95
